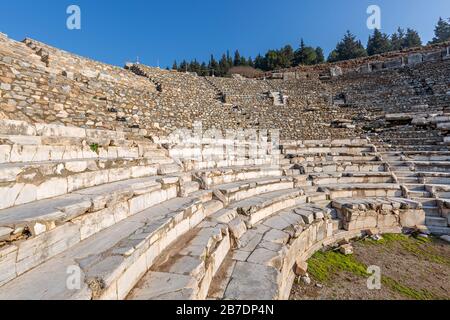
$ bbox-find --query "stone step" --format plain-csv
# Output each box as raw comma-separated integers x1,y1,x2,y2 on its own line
425,216,449,228
208,202,333,300
318,183,402,200
408,190,432,198
0,158,169,210
411,198,438,206
384,145,449,152
208,194,418,300
397,177,420,184
0,196,224,299
211,188,306,228
181,158,275,171
0,176,182,286
404,184,426,191
423,177,450,185
382,154,450,162
0,140,166,164
418,225,450,236
0,121,159,150
311,172,394,185
392,171,418,177
306,192,329,203
127,222,230,300
390,165,412,172
182,181,200,196
215,176,294,204
423,206,441,217
281,139,370,147
301,161,387,174
194,165,284,189
157,163,182,175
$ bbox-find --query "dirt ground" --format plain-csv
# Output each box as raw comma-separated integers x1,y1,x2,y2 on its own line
290,234,450,300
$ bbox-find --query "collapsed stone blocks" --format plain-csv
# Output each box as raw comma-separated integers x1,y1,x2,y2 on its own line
332,198,425,231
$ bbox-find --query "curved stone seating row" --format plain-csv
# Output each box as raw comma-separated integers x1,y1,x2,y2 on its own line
296,160,387,174
0,132,446,300
0,121,179,210
381,151,450,164
389,160,450,173
0,120,165,163
310,172,395,185
318,183,402,199
0,193,224,299
127,222,231,300
120,138,442,300
206,197,424,300
0,175,181,287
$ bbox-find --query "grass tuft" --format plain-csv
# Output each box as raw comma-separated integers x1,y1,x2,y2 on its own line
89,143,99,154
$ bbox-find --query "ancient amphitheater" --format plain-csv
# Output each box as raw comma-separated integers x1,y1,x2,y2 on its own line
0,31,449,300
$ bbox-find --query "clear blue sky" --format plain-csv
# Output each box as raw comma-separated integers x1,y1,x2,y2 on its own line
1,0,449,68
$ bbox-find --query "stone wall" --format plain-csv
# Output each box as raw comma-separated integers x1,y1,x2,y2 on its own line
0,33,448,142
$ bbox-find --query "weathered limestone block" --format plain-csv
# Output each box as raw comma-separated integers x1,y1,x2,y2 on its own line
0,120,37,136
384,58,403,69
35,123,86,138
399,209,426,227
37,178,68,200
15,222,81,276
228,217,247,240
0,245,17,287
224,262,279,300
422,51,441,62
330,66,343,77
408,53,423,65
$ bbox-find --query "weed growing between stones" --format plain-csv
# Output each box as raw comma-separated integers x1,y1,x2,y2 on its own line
89,143,99,154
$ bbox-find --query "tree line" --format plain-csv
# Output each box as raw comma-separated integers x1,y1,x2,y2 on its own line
170,17,450,76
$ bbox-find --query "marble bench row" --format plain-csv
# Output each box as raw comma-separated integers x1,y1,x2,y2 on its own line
0,158,180,210
207,196,424,300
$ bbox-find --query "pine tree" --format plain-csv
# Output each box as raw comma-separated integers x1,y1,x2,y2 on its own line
219,54,229,76
265,50,279,70
179,60,188,72
233,50,241,66
367,29,392,55
391,27,406,51
294,39,318,65
315,47,325,64
248,56,254,68
209,55,219,76
172,61,178,70
328,31,367,62
227,50,233,68
254,54,266,70
199,62,208,76
403,28,422,48
391,27,421,50
430,17,450,44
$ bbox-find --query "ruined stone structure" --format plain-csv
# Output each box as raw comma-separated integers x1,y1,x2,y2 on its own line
0,32,449,300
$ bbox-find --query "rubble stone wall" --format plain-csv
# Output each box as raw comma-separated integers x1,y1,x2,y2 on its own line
0,33,448,141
